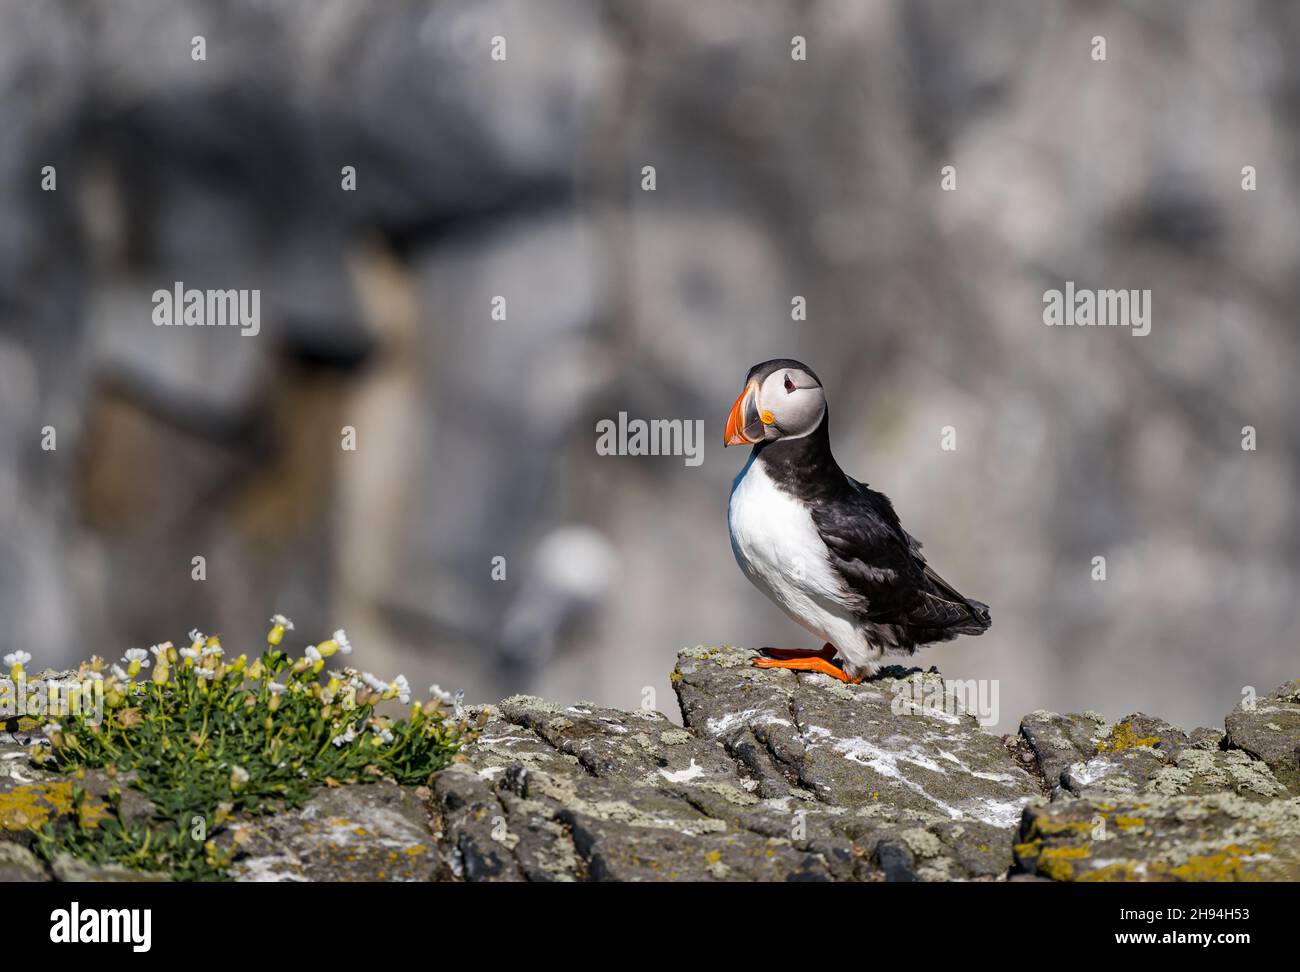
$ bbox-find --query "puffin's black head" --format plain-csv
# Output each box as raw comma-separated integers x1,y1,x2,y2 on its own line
724,358,826,446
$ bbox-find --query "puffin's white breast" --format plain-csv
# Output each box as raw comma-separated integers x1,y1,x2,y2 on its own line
727,455,870,663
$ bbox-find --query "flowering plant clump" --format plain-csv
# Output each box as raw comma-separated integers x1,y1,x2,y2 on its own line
23,617,478,880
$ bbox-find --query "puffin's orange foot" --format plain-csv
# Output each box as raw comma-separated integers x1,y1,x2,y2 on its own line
752,655,863,684
759,643,837,661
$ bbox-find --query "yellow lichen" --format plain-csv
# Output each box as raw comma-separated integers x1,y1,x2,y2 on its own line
1040,845,1091,861
1096,721,1160,753
1035,844,1091,881
1037,855,1076,881
1165,852,1258,882
77,797,109,830
1075,842,1275,882
0,780,80,831
1078,861,1140,882
1029,819,1093,836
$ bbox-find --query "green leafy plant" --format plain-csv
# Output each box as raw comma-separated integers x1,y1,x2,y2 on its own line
17,617,477,880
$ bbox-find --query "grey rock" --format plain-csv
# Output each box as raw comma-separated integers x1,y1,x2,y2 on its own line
76,769,158,827
433,694,840,881
0,743,56,789
0,841,48,881
1225,679,1300,791
675,646,1039,828
50,853,166,882
227,782,439,882
1020,709,1286,801
1018,709,1110,796
433,764,526,882
429,647,1043,881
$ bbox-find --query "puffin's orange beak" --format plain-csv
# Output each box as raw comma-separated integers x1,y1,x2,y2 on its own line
725,381,764,446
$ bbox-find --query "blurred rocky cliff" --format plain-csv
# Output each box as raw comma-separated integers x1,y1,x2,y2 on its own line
0,0,1297,731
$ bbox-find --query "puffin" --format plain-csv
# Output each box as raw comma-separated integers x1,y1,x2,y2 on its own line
725,358,990,683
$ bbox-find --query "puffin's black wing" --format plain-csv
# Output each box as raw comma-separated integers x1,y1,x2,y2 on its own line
810,479,990,649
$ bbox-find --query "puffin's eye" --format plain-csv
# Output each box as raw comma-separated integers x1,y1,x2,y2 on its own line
783,373,795,394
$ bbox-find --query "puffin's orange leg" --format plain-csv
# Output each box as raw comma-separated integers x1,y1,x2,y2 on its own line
752,655,863,684
760,643,837,661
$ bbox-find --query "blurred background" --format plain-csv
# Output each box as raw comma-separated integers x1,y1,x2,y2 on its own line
1,0,1297,732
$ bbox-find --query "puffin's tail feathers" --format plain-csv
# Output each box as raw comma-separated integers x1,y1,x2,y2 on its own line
921,565,991,634
954,597,991,634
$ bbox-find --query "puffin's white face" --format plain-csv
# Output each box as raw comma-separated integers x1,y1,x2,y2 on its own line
724,366,826,446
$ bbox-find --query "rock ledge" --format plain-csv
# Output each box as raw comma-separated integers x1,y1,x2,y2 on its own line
4,648,1298,881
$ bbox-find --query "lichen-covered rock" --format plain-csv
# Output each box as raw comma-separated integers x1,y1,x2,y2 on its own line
1,779,98,845
1225,679,1300,791
1012,794,1300,881
0,769,155,847
433,695,844,881
675,646,1039,826
1144,747,1288,799
427,647,1042,881
1019,710,1286,801
227,783,439,882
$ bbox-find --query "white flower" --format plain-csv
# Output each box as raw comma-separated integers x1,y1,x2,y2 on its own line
428,683,455,704
196,668,216,680
331,726,357,747
4,651,32,667
230,765,250,785
201,645,223,658
179,646,201,661
188,629,205,644
270,614,295,631
43,722,61,734
333,629,352,655
391,674,411,704
111,664,130,681
123,648,151,669
305,645,322,662
361,672,388,693
376,727,394,744
148,644,167,658
267,681,286,695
